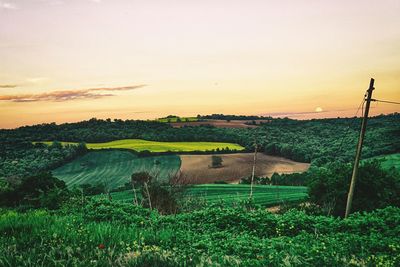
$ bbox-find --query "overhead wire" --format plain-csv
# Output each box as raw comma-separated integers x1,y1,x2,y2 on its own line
333,93,399,162
333,91,367,161
371,99,400,105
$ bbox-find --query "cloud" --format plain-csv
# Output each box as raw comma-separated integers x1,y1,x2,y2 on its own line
0,84,18,88
0,85,146,102
26,77,49,84
0,2,17,9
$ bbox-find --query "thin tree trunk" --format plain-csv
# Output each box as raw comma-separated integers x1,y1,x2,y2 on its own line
107,189,112,201
250,141,258,198
131,182,139,206
144,182,152,210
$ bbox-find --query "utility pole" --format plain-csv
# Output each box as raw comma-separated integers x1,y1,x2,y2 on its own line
345,78,375,218
250,136,258,198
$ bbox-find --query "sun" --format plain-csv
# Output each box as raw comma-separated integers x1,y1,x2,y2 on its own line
315,107,323,113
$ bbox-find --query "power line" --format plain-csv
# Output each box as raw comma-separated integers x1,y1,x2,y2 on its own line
333,92,366,160
371,99,400,105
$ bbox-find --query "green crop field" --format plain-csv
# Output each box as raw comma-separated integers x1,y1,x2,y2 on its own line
38,139,244,153
108,184,308,206
156,116,198,123
364,153,400,171
186,184,308,205
52,150,180,189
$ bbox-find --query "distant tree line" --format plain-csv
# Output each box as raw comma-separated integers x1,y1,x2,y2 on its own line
0,141,87,179
0,113,399,181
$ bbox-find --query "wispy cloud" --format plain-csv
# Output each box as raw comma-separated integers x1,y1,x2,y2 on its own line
26,77,49,84
0,2,17,9
0,85,146,102
0,84,18,89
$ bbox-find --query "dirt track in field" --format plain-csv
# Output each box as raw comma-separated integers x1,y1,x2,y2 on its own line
170,120,270,128
178,153,310,184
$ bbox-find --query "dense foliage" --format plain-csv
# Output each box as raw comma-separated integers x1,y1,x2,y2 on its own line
0,199,399,266
307,161,400,216
256,114,400,165
0,172,70,210
0,142,87,179
1,114,398,168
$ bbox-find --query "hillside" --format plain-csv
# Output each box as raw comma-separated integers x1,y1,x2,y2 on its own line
53,150,180,188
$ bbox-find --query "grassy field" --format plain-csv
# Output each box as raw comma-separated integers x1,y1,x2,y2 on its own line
108,184,308,206
38,139,244,153
52,150,180,189
365,153,400,171
156,116,198,123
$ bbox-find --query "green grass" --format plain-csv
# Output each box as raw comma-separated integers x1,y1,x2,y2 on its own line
38,139,244,153
1,204,399,266
156,116,198,123
364,153,400,171
52,150,180,189
109,184,308,206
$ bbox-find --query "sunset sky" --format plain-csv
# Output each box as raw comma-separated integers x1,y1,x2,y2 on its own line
1,0,399,128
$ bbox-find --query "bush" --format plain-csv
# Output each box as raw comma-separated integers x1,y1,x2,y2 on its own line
83,198,156,225
0,172,70,209
211,155,223,168
308,161,400,216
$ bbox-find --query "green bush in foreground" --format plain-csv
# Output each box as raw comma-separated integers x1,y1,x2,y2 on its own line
0,199,399,266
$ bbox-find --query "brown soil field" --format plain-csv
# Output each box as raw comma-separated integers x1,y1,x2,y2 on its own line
178,153,310,184
170,119,270,128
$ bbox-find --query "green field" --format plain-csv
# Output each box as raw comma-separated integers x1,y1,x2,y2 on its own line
52,150,180,189
364,153,400,171
38,139,244,152
109,184,308,206
157,116,198,123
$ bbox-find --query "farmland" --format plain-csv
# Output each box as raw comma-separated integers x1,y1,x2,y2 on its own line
52,150,180,188
108,184,308,206
52,151,310,189
1,115,399,266
179,153,310,184
37,139,244,153
156,116,198,123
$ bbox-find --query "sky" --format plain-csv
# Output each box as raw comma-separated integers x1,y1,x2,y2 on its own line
0,0,399,129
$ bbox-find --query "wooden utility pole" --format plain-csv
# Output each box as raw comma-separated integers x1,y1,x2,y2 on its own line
345,78,375,218
250,136,258,198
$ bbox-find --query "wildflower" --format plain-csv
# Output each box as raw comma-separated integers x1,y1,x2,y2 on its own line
98,243,105,249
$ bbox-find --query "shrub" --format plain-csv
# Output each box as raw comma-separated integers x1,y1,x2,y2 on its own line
308,161,400,216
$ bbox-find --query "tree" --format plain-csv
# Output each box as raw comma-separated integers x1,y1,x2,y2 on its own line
80,183,105,196
308,161,400,216
211,155,223,168
0,172,70,209
131,172,153,209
